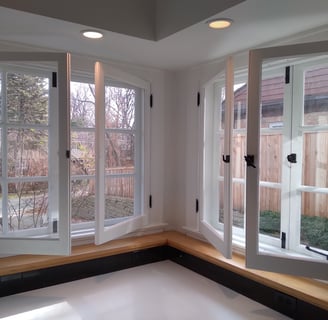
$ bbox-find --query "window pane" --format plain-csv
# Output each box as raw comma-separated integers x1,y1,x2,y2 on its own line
232,134,246,229
304,66,328,126
71,82,95,128
0,183,2,232
260,75,284,129
260,133,282,183
303,131,328,188
0,72,2,122
105,176,134,219
71,178,95,223
232,182,245,228
105,86,135,129
71,131,95,175
301,191,328,252
259,187,281,238
218,180,224,224
7,128,48,177
233,83,247,129
232,133,246,179
6,181,49,231
105,132,135,170
6,72,49,124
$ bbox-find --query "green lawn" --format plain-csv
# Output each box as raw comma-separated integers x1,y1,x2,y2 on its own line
260,210,328,251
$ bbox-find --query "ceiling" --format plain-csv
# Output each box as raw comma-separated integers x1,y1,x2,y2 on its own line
0,0,328,71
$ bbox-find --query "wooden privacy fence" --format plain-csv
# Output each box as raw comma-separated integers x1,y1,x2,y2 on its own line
105,167,134,199
228,133,328,218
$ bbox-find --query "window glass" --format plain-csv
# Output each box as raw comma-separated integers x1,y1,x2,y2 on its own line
104,84,138,223
301,191,328,252
7,128,48,177
6,72,49,124
7,181,49,232
304,66,328,126
232,82,247,230
70,81,96,225
259,186,281,239
2,71,52,234
105,87,135,130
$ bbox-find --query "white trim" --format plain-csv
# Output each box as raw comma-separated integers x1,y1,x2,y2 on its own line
200,57,234,258
94,61,150,245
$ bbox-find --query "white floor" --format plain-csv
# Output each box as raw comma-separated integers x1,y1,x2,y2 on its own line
0,261,290,320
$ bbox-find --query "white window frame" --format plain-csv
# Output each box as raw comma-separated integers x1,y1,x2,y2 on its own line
246,41,328,279
94,61,150,245
0,52,71,255
200,57,233,258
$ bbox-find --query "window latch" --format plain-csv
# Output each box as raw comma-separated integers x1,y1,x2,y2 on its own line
305,245,328,260
244,155,256,168
287,153,297,163
222,155,230,163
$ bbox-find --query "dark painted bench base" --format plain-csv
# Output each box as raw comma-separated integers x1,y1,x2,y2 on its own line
0,246,327,320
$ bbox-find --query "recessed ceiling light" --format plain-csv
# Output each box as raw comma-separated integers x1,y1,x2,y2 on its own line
207,18,233,29
82,30,104,39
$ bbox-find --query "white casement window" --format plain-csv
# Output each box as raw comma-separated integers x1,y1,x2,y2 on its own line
200,57,234,258
0,54,150,255
69,62,150,244
94,62,150,245
246,41,328,279
0,52,71,255
203,42,328,279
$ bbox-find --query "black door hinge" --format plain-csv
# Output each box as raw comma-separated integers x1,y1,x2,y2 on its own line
53,220,58,233
66,150,70,159
52,72,57,88
281,232,286,249
149,195,152,208
150,94,153,108
197,92,200,107
196,199,199,213
285,66,290,84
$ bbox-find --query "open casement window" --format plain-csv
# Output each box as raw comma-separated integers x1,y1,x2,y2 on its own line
200,57,234,258
0,52,71,255
246,41,328,280
94,62,150,245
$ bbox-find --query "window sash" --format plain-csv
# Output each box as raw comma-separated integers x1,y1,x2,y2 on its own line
0,52,71,256
246,41,328,280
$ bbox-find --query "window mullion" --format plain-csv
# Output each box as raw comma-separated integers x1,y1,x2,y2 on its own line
1,70,9,234
94,62,106,245
289,66,304,251
281,66,293,249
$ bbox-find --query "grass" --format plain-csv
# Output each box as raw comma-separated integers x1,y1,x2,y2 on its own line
259,210,328,251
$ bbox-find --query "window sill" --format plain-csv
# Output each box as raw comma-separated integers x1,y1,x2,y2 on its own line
0,231,327,311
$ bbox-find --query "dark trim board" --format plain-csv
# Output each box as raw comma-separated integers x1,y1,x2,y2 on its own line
0,246,167,297
0,245,327,320
168,247,328,320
